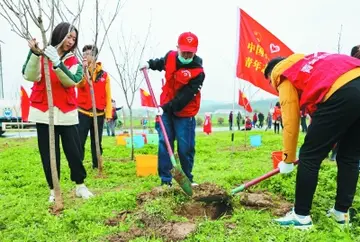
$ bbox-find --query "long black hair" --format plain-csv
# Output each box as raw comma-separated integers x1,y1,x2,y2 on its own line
50,22,78,51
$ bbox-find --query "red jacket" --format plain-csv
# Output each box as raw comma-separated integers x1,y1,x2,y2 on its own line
282,52,360,114
161,51,203,117
77,70,108,111
273,106,281,121
30,56,78,113
245,118,252,129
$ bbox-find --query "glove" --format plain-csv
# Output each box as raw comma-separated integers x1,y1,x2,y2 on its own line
44,45,61,67
154,107,163,116
139,61,149,70
278,161,294,174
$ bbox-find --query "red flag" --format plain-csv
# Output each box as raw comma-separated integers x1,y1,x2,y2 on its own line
238,90,252,113
140,88,156,107
20,86,30,122
236,9,294,96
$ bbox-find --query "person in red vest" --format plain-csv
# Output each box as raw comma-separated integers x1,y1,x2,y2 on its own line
252,112,258,128
203,113,212,135
139,32,205,187
241,116,252,131
272,102,282,134
77,45,112,169
264,52,360,228
22,22,93,202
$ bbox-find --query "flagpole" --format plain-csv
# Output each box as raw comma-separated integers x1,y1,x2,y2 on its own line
231,7,242,155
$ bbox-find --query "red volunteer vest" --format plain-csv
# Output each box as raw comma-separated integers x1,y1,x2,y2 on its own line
30,56,78,113
161,51,203,117
282,52,360,114
77,70,108,110
273,106,281,120
245,119,252,129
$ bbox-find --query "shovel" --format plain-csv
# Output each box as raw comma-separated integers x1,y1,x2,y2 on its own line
142,69,193,196
231,160,299,195
195,160,299,203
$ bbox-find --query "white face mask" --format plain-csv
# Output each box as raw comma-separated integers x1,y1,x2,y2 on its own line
178,55,193,64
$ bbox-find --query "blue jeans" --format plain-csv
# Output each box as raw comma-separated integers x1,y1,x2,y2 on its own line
155,113,196,183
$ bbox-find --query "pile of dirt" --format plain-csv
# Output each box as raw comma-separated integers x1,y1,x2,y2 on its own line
108,185,292,241
104,210,132,226
136,186,173,205
192,182,230,203
238,190,292,216
108,183,233,241
107,212,197,242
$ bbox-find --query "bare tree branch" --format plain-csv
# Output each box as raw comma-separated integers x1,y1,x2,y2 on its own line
337,24,343,54
97,0,122,58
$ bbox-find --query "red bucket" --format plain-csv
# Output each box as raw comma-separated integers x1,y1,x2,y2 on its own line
272,151,283,169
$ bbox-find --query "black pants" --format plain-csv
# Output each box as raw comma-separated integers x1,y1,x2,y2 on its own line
274,122,280,134
259,120,264,128
78,112,105,168
295,77,360,215
301,117,308,133
36,123,87,189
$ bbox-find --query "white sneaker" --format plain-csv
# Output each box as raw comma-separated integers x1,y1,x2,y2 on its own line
49,189,55,203
191,183,199,187
326,207,351,227
75,184,94,199
274,208,313,230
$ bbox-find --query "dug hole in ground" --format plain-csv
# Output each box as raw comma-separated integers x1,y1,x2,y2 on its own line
106,182,292,242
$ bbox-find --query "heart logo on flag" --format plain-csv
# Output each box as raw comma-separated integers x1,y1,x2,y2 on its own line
270,43,280,53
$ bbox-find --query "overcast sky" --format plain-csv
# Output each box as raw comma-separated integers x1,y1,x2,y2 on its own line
1,0,359,108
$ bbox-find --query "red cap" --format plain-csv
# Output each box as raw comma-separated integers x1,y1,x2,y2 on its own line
178,32,198,53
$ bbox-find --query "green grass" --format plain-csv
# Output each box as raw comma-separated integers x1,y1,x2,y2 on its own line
0,130,359,241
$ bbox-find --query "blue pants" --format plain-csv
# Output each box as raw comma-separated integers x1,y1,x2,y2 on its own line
155,113,196,183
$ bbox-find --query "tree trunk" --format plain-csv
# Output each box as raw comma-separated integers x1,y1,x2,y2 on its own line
129,108,134,160
39,24,63,212
122,108,126,130
85,69,103,175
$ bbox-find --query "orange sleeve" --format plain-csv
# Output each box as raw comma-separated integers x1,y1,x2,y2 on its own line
105,74,112,119
278,80,300,163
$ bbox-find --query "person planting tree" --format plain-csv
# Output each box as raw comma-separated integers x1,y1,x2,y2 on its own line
264,52,360,229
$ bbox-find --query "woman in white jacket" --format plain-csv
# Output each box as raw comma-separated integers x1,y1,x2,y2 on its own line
22,22,93,202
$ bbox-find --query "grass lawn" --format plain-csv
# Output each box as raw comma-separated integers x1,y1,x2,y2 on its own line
0,130,359,241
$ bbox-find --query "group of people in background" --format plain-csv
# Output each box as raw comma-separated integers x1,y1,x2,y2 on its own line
227,101,310,134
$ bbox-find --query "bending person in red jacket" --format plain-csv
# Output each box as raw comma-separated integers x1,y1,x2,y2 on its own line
22,22,93,202
140,32,205,187
264,52,360,228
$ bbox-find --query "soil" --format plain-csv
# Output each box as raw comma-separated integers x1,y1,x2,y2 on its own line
107,185,291,241
192,182,230,203
48,203,64,216
107,212,197,242
104,210,132,226
176,201,232,221
136,186,172,206
238,190,292,216
109,183,233,241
